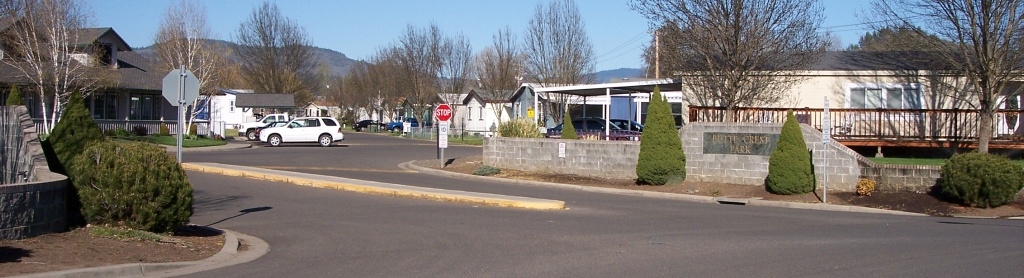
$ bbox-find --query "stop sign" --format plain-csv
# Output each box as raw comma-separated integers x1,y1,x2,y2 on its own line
435,104,453,122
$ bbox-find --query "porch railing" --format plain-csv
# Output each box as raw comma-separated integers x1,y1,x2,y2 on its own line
32,119,213,137
688,106,1024,142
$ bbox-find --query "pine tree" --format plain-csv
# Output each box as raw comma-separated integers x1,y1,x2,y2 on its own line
561,111,577,139
635,86,686,185
5,85,23,106
766,111,814,194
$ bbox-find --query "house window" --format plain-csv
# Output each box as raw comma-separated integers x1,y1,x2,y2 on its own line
479,105,484,120
230,100,235,112
849,85,921,109
87,93,118,119
129,94,162,120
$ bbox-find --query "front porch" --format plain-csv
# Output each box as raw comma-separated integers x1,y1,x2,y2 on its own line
688,106,1024,150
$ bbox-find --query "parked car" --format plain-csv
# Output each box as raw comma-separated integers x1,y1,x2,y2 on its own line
545,118,641,141
353,119,385,132
258,117,345,147
238,113,291,141
255,121,288,139
386,117,431,132
579,117,644,132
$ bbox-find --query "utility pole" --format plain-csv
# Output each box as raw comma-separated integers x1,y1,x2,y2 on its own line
654,30,660,79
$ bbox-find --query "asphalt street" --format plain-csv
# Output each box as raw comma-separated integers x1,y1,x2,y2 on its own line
182,132,1024,277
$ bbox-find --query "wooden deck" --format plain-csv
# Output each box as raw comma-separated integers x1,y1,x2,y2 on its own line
688,106,1024,150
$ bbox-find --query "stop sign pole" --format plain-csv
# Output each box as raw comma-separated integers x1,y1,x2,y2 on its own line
161,66,200,163
435,104,452,167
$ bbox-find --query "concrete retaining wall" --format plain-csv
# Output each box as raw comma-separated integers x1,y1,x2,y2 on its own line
1,105,68,240
483,138,640,180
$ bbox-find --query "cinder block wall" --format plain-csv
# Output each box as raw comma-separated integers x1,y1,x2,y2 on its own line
483,138,640,180
1,106,69,240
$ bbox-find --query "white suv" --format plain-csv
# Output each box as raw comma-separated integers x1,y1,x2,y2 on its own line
258,117,345,147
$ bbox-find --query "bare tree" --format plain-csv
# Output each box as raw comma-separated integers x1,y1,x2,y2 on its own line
872,0,1024,153
632,0,831,120
476,27,522,121
523,0,596,122
1,0,109,133
234,1,320,108
435,32,473,123
154,0,229,134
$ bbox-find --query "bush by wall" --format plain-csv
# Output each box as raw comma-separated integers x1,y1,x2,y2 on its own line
766,111,814,195
856,178,877,196
498,118,542,138
473,165,501,176
69,140,194,233
635,86,686,185
132,125,148,136
6,85,23,105
939,152,1024,208
159,123,170,136
561,112,577,139
188,123,198,136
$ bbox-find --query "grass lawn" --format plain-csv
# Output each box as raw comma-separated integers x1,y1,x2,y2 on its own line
119,135,227,148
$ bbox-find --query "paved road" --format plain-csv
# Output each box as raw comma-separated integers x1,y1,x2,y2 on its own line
184,133,1024,277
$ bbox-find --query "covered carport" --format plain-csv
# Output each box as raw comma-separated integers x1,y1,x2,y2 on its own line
532,78,683,140
235,93,296,119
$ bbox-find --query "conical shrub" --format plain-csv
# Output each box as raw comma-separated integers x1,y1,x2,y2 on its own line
48,91,106,175
766,111,814,195
561,111,577,139
6,85,23,106
635,86,686,185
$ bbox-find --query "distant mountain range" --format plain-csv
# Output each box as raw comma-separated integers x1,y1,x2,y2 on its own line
135,39,361,77
136,39,641,83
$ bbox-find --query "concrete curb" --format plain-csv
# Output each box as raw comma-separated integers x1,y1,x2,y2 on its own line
402,161,929,217
12,228,270,278
182,162,565,210
164,140,254,153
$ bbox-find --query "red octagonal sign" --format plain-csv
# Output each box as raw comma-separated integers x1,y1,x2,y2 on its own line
435,104,453,122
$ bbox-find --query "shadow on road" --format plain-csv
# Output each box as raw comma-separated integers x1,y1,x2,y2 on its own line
205,206,273,226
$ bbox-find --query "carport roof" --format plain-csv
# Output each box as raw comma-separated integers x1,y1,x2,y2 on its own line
533,78,683,96
235,93,295,108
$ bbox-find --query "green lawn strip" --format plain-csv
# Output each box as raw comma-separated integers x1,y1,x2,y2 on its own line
115,135,227,148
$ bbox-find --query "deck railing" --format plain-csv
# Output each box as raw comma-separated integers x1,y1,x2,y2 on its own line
688,106,1024,143
32,119,214,137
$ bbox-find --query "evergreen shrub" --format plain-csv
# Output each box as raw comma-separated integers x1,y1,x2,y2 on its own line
498,118,542,138
6,85,23,105
473,165,501,176
114,127,130,137
635,86,686,185
188,123,198,136
560,112,577,139
159,123,170,136
48,92,105,175
766,111,814,195
69,140,194,233
940,152,1024,208
132,125,148,136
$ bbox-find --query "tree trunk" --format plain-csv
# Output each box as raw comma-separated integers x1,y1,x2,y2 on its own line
978,109,994,153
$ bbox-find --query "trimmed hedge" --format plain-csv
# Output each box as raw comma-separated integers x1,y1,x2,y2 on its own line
765,111,814,195
561,112,577,139
940,152,1024,208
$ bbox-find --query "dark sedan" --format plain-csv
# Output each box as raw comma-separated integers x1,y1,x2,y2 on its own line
354,119,385,132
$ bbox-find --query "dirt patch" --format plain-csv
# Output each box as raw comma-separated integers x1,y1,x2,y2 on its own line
0,225,224,277
419,156,1024,218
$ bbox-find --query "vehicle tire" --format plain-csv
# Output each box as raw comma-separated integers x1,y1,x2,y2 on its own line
268,134,282,147
392,126,402,132
318,134,332,147
246,129,257,141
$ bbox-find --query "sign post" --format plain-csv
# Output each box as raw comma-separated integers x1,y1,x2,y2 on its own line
822,97,830,203
435,104,453,167
162,66,200,163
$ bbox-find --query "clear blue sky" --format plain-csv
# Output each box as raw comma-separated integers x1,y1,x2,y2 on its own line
86,0,873,72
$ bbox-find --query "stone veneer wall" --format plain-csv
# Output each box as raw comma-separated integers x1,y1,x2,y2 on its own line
0,106,69,240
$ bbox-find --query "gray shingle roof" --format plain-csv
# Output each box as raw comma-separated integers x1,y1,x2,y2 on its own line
805,51,957,71
235,93,295,108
